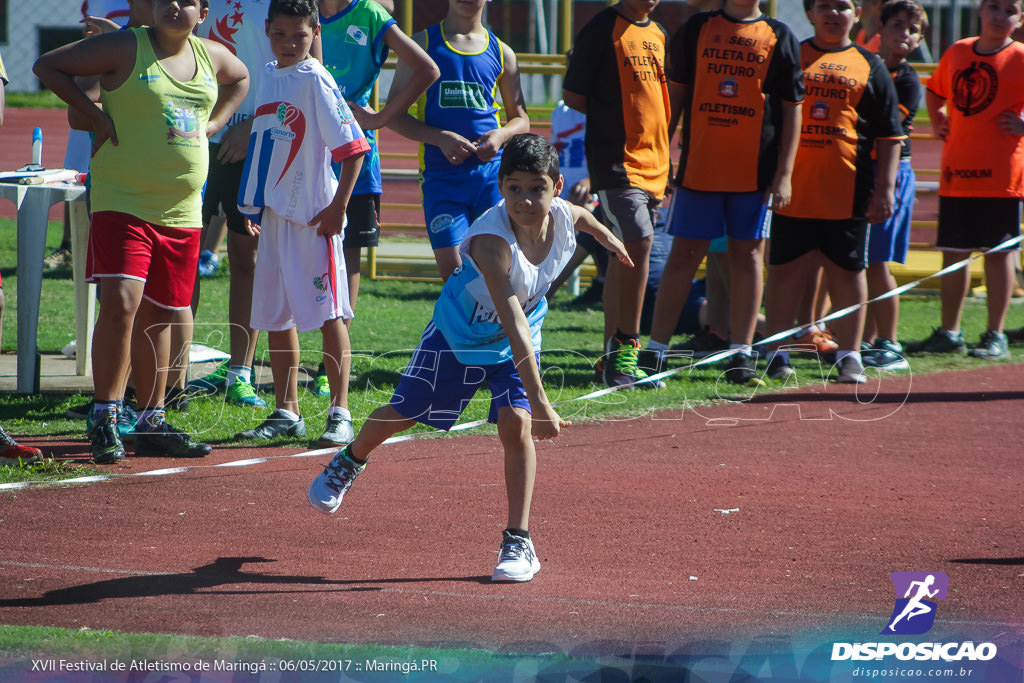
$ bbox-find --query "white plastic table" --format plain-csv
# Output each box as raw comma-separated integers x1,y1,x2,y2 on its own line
0,181,93,393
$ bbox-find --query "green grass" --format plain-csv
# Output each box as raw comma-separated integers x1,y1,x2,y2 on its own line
3,90,67,109
0,216,1022,482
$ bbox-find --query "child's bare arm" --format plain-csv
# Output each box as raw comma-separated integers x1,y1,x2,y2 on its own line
867,138,901,224
570,205,635,268
766,99,802,211
472,234,568,440
33,32,135,148
925,90,949,141
384,31,478,162
204,40,249,140
474,43,530,162
351,26,438,132
667,81,689,147
311,151,365,237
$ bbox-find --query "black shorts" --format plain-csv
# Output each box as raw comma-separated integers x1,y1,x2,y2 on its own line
770,214,869,271
342,194,381,249
937,197,1022,251
202,142,247,235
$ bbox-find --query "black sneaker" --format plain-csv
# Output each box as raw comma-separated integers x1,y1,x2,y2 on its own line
905,328,966,355
317,414,354,447
672,327,729,358
636,348,665,377
766,355,796,381
89,411,126,464
1006,326,1024,344
66,400,93,420
861,348,910,370
603,337,666,389
235,409,307,440
968,330,1010,360
164,386,192,412
134,423,211,458
725,354,764,386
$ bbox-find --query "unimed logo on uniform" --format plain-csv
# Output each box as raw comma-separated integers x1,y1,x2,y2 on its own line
439,81,489,110
883,571,949,635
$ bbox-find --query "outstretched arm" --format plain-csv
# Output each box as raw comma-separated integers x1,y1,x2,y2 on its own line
570,205,634,269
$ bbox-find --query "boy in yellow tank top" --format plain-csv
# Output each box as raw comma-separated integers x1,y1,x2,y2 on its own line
34,0,249,464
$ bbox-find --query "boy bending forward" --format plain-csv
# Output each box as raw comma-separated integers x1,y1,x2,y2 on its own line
308,134,633,582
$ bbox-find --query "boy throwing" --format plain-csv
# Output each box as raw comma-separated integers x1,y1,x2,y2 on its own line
308,134,633,582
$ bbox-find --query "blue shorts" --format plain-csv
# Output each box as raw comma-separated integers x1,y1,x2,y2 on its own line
422,159,503,249
868,159,915,264
668,188,771,241
389,323,535,431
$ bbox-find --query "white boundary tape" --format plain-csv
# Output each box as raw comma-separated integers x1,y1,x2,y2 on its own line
2,235,1020,492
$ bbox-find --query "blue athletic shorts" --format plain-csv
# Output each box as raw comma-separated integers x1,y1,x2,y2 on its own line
868,159,915,264
668,187,771,241
422,159,503,249
389,323,535,431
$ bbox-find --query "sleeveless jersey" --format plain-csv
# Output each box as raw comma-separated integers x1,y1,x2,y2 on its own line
669,10,804,193
779,40,904,221
238,59,370,227
927,38,1024,199
420,22,505,175
562,6,670,199
90,28,217,228
321,0,396,195
433,197,577,364
550,101,588,197
200,0,276,144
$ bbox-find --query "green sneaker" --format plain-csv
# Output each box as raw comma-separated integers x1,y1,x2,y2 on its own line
225,380,267,407
312,373,331,398
187,360,229,393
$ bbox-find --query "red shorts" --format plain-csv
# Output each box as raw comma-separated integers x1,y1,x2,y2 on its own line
86,211,201,309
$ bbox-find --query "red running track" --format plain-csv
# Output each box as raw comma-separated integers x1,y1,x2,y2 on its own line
1,364,1022,658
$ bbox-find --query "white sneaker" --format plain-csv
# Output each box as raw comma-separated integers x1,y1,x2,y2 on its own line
308,449,365,514
836,355,867,384
491,531,541,582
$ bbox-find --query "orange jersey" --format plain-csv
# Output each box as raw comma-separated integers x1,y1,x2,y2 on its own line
564,7,671,199
780,41,905,220
669,11,804,193
927,38,1024,198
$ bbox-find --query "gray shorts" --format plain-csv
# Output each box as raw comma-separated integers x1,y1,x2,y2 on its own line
597,187,660,243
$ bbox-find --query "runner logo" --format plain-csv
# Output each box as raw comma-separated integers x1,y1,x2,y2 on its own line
882,572,949,635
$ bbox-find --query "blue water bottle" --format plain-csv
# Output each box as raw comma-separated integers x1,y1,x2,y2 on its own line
31,127,43,168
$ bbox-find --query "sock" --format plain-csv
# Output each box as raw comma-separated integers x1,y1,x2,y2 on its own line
729,344,752,357
768,350,790,365
505,528,530,539
92,399,121,421
317,361,326,377
136,408,166,432
836,350,862,364
59,240,72,252
646,340,668,352
343,444,367,466
328,406,352,420
276,408,300,422
226,365,252,386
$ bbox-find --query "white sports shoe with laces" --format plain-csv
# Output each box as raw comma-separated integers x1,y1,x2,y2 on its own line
491,530,541,582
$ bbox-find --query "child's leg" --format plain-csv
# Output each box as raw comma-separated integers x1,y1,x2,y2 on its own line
227,230,261,372
865,261,899,342
320,317,351,411
433,245,462,282
268,328,300,415
822,259,867,354
983,250,1015,332
765,253,815,351
495,406,536,531
348,404,416,461
726,237,765,347
131,298,177,410
648,237,708,346
939,250,971,332
93,278,145,401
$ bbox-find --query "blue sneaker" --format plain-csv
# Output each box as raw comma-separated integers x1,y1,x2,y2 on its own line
197,249,219,277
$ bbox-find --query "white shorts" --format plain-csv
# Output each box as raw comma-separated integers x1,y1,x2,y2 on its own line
250,209,353,333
